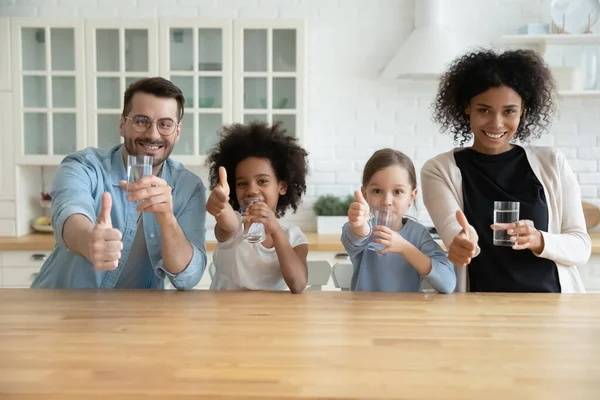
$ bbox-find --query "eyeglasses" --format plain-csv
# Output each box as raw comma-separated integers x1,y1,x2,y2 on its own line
124,115,179,137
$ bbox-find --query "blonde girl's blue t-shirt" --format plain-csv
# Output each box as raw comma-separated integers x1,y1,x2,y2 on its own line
341,218,456,293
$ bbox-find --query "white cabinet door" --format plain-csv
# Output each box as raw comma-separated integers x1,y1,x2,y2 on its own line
0,92,16,235
3,250,50,266
233,19,306,144
0,92,15,202
1,250,49,288
0,18,11,91
11,18,85,165
85,19,158,151
2,266,41,288
159,18,233,166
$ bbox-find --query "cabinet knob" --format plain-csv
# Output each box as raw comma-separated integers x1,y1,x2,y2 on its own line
30,254,47,262
334,253,349,260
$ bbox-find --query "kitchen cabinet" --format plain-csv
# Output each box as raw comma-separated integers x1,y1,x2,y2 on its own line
85,20,158,151
0,93,15,203
7,17,305,237
0,249,210,289
159,19,232,164
233,19,305,141
10,17,305,167
11,18,86,165
4,246,599,292
0,18,11,91
0,250,49,288
0,248,344,290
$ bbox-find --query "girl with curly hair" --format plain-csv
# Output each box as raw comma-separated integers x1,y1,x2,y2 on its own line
205,121,309,293
422,49,591,293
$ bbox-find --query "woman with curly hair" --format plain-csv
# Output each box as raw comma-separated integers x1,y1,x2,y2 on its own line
422,49,591,293
205,121,309,293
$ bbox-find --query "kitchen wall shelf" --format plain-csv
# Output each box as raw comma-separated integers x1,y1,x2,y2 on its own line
558,90,600,97
499,34,600,59
501,34,600,45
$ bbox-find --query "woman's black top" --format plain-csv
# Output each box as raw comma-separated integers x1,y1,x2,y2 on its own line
454,145,560,292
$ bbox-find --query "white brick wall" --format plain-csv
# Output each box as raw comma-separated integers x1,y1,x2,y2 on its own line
1,0,599,233
579,147,600,160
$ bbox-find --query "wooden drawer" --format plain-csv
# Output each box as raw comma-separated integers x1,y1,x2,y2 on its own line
2,251,50,267
2,266,41,288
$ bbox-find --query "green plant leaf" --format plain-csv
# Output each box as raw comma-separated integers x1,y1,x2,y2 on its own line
312,194,351,216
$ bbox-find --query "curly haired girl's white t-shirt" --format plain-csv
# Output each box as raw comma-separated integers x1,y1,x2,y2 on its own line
209,213,308,291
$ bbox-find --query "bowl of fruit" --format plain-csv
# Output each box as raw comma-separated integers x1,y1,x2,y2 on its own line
32,216,53,233
33,193,53,233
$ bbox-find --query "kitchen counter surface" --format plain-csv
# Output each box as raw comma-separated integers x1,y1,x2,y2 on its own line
1,290,600,399
1,232,599,254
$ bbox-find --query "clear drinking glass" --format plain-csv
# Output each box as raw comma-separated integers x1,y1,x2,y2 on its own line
493,201,520,246
367,207,394,252
127,155,152,205
240,196,266,243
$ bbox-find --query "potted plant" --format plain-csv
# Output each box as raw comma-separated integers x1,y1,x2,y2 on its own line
313,194,354,235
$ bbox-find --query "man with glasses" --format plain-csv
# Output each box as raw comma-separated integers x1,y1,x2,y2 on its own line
32,77,207,289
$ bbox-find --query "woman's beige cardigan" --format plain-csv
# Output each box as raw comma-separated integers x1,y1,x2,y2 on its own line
421,146,591,293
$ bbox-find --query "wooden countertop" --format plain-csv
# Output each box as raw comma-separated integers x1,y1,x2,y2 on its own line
1,231,599,254
1,290,599,399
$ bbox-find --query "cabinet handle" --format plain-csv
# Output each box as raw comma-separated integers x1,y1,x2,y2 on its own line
30,254,47,262
334,253,349,260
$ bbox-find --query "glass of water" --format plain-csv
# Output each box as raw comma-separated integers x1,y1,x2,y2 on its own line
127,155,153,204
493,201,520,246
367,207,394,252
239,196,266,243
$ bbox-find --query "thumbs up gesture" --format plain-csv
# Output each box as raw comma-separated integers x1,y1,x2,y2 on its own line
448,209,479,267
207,166,231,218
348,190,371,236
89,192,123,270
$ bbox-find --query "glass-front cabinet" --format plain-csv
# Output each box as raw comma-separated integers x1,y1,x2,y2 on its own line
233,20,305,141
11,18,304,166
85,20,158,151
11,19,85,164
159,19,232,165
